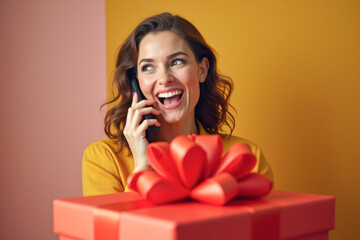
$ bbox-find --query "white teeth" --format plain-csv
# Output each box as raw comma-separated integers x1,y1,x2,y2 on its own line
158,90,182,98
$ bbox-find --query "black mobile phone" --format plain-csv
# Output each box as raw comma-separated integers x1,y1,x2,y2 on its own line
127,69,159,142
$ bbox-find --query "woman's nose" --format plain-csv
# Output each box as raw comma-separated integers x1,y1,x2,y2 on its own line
158,68,174,86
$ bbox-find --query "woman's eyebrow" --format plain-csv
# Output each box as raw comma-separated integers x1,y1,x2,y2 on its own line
167,51,189,59
138,58,153,66
138,51,189,65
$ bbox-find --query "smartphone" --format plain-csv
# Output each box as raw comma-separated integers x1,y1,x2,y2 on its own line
127,69,159,142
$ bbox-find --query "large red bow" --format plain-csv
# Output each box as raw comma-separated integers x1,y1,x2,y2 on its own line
127,134,272,205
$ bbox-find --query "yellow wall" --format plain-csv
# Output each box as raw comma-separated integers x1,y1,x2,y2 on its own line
106,1,360,239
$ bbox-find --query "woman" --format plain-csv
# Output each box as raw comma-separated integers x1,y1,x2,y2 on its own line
82,12,273,196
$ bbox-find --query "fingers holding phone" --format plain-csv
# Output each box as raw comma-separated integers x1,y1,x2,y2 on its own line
129,94,160,128
124,92,161,172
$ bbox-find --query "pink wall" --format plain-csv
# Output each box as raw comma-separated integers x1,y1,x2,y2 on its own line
0,1,106,239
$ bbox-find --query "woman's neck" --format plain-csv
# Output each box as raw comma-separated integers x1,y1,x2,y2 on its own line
157,116,199,143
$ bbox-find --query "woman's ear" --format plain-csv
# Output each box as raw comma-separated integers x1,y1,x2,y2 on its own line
199,57,209,83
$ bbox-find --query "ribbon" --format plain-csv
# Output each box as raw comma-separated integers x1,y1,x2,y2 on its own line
127,134,273,205
93,198,153,240
92,198,280,240
238,200,280,240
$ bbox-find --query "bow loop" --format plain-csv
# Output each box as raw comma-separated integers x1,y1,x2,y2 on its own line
147,142,181,184
135,171,189,204
214,143,256,179
193,135,223,178
237,173,273,198
170,135,206,189
190,173,239,205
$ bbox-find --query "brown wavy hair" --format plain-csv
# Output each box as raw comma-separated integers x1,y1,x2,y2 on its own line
103,12,235,152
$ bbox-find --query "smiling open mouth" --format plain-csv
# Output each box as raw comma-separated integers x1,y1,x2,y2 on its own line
157,90,184,106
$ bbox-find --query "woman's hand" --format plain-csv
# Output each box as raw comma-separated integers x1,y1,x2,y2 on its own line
123,93,161,173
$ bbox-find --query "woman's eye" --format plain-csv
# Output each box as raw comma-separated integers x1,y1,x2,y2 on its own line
141,65,154,72
170,59,185,67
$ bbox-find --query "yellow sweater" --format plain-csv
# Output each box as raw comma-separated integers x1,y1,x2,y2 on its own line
82,126,273,196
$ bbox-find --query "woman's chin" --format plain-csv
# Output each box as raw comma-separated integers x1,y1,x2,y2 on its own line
158,108,195,126
158,111,185,124
159,115,182,124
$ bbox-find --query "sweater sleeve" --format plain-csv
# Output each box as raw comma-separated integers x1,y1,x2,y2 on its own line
253,146,274,182
82,141,124,196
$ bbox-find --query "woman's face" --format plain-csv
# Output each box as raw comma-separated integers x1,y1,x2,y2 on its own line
137,31,208,124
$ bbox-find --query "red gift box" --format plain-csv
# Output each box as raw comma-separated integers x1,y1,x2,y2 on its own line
53,190,335,240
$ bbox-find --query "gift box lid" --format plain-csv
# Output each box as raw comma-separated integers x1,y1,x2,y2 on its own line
53,190,335,240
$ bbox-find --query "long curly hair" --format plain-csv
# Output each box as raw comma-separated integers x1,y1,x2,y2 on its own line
103,12,235,152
